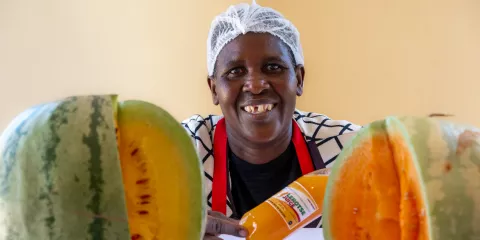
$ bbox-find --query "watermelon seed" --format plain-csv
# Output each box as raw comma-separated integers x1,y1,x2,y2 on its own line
114,125,119,140
136,178,149,184
131,148,139,156
140,194,151,199
140,201,150,205
365,233,371,240
444,162,452,173
131,234,142,240
138,210,149,215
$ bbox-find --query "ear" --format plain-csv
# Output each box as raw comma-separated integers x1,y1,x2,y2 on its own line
207,76,219,105
295,65,305,96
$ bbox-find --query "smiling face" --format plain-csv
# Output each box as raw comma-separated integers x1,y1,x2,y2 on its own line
208,33,305,145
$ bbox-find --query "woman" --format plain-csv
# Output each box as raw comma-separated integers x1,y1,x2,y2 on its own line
182,1,361,239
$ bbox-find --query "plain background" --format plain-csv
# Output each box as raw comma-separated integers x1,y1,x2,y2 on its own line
1,0,479,131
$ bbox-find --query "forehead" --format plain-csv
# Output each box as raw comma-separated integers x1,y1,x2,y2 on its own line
215,33,291,66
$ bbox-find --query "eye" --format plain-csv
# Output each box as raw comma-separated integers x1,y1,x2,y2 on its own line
226,67,246,78
265,63,284,72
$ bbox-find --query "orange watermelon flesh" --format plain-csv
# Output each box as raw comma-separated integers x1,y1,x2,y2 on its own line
326,131,428,239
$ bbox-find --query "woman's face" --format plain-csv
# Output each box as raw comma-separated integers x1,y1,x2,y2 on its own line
208,32,305,145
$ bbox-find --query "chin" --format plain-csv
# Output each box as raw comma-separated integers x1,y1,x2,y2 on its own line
243,124,280,144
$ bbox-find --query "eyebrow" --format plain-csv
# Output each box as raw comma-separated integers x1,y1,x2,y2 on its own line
216,53,291,74
218,59,245,72
225,55,287,66
263,56,289,63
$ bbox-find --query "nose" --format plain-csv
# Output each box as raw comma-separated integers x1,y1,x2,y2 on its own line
242,72,270,94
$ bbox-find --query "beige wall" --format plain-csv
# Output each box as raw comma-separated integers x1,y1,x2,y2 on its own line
278,0,480,126
1,0,479,132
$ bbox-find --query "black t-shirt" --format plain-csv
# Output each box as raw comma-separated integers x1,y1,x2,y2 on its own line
228,142,303,219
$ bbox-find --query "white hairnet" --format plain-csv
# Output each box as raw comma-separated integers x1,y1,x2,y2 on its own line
206,0,304,76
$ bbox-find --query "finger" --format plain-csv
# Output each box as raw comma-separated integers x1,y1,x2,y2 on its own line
207,210,224,217
208,211,240,224
208,210,228,218
205,216,247,237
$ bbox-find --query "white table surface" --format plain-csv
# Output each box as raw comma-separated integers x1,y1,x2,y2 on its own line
219,228,323,240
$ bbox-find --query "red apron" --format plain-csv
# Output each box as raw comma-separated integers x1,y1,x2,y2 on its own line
211,118,315,215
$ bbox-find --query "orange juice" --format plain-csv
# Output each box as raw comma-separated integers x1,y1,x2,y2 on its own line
239,168,330,240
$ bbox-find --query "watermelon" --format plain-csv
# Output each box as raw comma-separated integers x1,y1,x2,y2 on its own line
322,116,480,240
0,95,206,240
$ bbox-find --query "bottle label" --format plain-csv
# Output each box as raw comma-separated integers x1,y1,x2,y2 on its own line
266,181,318,229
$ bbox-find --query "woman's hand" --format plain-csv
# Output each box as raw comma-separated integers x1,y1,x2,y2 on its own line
204,210,248,240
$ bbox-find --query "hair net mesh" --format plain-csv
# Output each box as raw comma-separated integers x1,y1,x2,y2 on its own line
206,0,304,76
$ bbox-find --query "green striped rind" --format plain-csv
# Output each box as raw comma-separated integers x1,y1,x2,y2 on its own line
394,116,480,240
118,100,206,239
0,95,130,240
383,117,434,238
322,116,480,240
322,119,386,240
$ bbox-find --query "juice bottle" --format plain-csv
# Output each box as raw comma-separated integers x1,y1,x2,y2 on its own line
239,168,330,240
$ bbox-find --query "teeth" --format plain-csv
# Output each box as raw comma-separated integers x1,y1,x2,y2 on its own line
243,104,274,114
258,105,265,113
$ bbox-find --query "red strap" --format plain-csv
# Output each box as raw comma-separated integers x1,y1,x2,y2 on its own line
291,119,315,175
212,118,228,214
211,119,313,215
